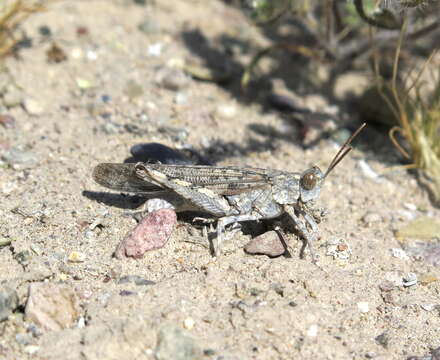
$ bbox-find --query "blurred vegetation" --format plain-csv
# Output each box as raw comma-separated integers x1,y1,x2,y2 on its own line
0,0,51,59
243,0,440,203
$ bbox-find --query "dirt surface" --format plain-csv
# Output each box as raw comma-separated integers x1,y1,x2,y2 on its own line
1,1,440,359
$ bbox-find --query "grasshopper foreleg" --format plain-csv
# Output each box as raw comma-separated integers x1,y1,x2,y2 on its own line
284,205,318,262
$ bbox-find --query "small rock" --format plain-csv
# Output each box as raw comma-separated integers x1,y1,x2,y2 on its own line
15,333,33,345
357,159,380,181
174,92,188,105
2,86,23,108
155,324,202,360
118,275,155,286
0,286,19,322
25,282,80,331
23,98,45,115
215,103,237,119
0,114,16,128
306,324,318,337
420,303,435,311
403,272,418,287
378,280,395,292
390,248,408,259
24,345,39,355
156,68,191,91
362,211,382,225
14,250,32,266
147,42,163,57
375,332,389,348
244,231,285,257
326,238,352,260
357,302,369,313
115,208,177,259
183,317,195,330
138,18,161,34
145,198,175,213
1,147,37,167
124,80,144,100
68,251,86,263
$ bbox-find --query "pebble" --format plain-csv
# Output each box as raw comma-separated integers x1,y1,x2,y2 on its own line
156,68,191,91
145,198,175,213
0,114,16,128
15,333,33,345
326,238,352,260
23,98,45,115
215,103,237,119
155,324,202,360
390,248,408,260
115,208,177,259
357,159,380,181
147,42,163,57
2,86,23,108
68,251,86,263
403,272,418,287
138,18,161,34
244,231,286,257
362,212,382,225
0,286,19,322
357,302,369,313
118,275,155,286
1,147,38,167
183,317,195,330
25,282,80,331
378,280,396,292
306,324,318,337
124,80,144,100
174,92,188,105
24,345,39,355
420,303,436,311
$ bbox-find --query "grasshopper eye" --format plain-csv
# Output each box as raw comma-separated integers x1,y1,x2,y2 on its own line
301,171,318,190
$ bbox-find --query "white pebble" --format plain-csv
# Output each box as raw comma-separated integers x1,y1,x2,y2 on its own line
183,317,195,330
357,302,369,313
390,248,409,260
306,324,318,337
68,251,86,263
148,42,163,56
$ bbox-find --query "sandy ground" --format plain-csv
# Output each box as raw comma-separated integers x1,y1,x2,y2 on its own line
0,1,439,359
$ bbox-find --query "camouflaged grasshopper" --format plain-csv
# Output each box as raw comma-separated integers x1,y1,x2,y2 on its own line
93,123,365,261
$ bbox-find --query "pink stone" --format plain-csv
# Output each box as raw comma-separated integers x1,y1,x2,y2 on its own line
115,208,177,259
244,231,286,257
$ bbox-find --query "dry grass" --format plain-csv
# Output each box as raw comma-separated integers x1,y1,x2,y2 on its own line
375,21,440,204
0,0,51,59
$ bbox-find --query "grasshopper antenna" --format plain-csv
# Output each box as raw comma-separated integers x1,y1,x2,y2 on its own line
324,123,366,179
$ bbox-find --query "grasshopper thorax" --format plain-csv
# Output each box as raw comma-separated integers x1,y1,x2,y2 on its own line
299,166,324,203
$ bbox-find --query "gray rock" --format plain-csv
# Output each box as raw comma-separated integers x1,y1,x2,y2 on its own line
25,282,81,331
0,286,19,322
156,68,190,91
1,147,38,167
155,324,202,360
244,231,286,257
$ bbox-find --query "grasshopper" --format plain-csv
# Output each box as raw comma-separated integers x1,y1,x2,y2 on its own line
92,123,365,260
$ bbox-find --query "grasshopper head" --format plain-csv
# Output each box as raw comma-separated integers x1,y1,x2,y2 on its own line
300,123,366,203
299,166,324,202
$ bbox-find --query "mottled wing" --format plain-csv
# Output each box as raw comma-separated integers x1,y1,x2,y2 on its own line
93,163,274,195
140,164,273,195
